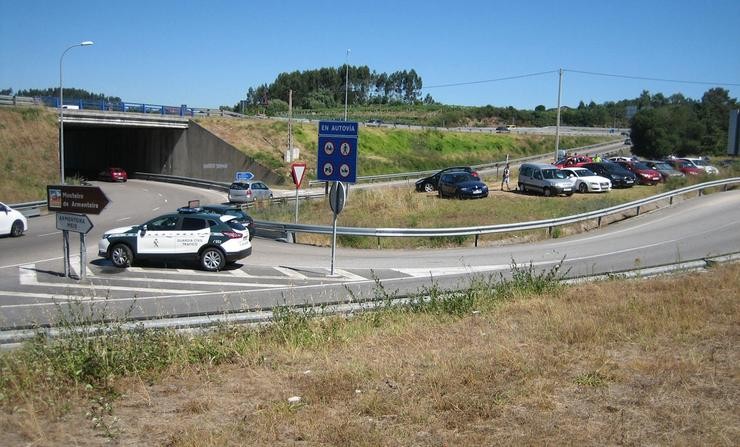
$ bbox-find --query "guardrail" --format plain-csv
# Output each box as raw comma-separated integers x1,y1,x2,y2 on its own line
0,94,248,119
256,178,739,244
8,200,47,218
307,139,625,187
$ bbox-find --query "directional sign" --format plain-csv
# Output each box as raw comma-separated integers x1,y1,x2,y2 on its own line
46,185,109,215
317,120,358,183
235,171,254,181
290,162,307,187
56,213,94,234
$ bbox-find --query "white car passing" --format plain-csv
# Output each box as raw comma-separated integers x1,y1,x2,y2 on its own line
561,167,612,193
0,202,28,237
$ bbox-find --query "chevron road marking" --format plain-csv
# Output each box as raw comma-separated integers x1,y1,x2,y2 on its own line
19,264,204,295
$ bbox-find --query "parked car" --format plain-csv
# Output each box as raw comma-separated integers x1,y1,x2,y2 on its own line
366,119,383,127
581,162,637,188
495,126,510,133
415,167,478,193
98,167,128,182
0,202,28,237
554,155,593,168
613,161,662,185
228,180,273,203
195,204,255,240
518,163,574,196
677,157,719,175
642,160,685,181
98,210,251,271
608,156,638,163
438,172,489,199
560,167,612,193
665,159,703,176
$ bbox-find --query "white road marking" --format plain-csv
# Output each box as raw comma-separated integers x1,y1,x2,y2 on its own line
274,266,308,280
332,269,367,281
38,231,61,237
395,265,509,278
117,217,131,222
19,264,202,294
0,290,104,302
229,269,252,278
152,207,160,211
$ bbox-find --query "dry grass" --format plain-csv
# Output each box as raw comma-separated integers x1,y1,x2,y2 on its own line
1,263,738,446
0,107,59,202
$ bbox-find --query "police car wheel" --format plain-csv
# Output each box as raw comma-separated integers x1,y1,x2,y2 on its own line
110,243,133,268
200,247,225,271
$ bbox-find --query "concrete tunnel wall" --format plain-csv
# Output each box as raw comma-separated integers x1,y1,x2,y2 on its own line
64,121,282,184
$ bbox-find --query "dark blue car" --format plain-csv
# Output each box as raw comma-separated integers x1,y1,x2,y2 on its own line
438,172,489,199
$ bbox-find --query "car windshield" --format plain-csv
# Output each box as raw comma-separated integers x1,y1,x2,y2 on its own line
653,162,672,170
689,159,709,167
542,169,567,180
452,173,476,182
632,162,651,170
576,169,596,177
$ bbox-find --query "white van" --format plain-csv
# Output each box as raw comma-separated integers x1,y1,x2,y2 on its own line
518,163,574,197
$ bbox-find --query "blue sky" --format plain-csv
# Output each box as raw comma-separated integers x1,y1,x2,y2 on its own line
1,0,738,109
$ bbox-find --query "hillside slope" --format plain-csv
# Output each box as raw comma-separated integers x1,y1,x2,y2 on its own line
196,117,608,182
0,108,58,202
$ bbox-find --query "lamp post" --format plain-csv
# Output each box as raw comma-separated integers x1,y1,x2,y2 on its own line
344,48,350,121
59,40,94,184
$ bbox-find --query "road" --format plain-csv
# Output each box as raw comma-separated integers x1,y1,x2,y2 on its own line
0,181,738,331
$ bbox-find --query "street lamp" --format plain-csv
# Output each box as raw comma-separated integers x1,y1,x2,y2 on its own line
344,48,350,121
59,40,94,184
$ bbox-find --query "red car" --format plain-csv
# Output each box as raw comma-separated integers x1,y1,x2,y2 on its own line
554,155,593,168
614,161,662,185
665,159,703,176
98,167,128,182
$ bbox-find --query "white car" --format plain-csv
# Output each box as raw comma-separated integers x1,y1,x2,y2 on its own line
0,202,28,237
561,167,612,193
98,210,251,271
678,157,719,175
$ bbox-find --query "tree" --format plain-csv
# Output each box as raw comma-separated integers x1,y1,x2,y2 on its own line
631,105,703,158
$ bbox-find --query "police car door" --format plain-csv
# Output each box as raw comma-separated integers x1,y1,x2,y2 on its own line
174,216,211,253
138,215,178,254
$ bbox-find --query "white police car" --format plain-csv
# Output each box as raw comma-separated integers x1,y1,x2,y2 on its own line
98,209,251,271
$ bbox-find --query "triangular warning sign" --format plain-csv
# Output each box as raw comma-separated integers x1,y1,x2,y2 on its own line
291,162,307,187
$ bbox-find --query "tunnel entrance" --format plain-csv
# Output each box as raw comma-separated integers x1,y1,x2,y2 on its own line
64,124,185,180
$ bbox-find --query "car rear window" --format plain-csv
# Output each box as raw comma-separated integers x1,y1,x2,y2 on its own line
229,183,250,190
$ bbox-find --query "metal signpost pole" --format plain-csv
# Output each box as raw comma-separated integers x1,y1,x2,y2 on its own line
80,234,86,280
330,201,338,276
63,230,70,277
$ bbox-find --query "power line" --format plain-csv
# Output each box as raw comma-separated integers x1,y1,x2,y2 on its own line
421,69,740,91
422,70,559,89
564,69,740,87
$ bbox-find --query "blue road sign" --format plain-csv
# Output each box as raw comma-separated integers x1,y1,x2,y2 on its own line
317,120,358,183
235,171,254,181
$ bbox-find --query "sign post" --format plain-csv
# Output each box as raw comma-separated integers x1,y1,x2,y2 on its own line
47,185,109,279
328,181,347,276
291,162,307,224
317,120,358,276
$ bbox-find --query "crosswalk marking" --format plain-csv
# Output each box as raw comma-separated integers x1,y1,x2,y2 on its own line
332,269,367,281
273,266,308,280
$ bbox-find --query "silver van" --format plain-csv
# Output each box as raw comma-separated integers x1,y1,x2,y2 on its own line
518,163,574,197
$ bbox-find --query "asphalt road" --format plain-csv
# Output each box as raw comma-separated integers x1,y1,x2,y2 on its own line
0,181,738,331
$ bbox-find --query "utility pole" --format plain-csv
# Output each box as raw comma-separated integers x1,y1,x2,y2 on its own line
288,89,293,160
554,68,563,162
344,49,350,121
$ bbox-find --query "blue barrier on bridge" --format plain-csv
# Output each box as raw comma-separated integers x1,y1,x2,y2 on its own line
40,96,197,117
